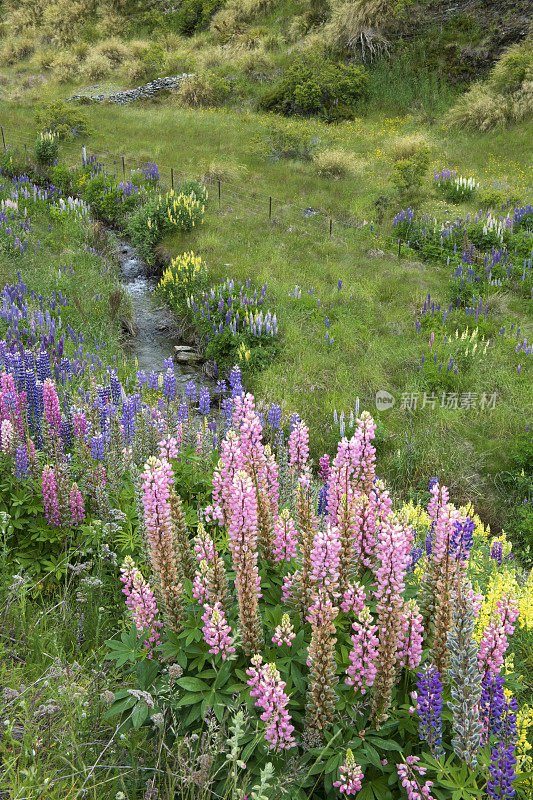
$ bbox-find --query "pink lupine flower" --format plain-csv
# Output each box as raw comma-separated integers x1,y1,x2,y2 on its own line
371,511,413,724
346,606,379,693
69,482,85,527
72,408,88,441
397,599,424,670
354,411,376,492
120,556,163,656
246,656,295,751
273,509,297,562
141,456,184,632
310,523,341,597
333,749,364,796
0,419,14,453
193,524,216,563
42,465,61,526
211,431,245,525
227,469,263,655
478,595,519,678
232,393,268,485
159,435,179,460
192,559,210,603
43,379,62,437
427,481,449,523
319,453,331,482
201,602,235,660
396,756,436,800
272,614,295,647
288,420,310,472
340,581,367,614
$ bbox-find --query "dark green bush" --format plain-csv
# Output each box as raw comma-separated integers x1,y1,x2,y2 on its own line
168,0,224,36
35,133,59,166
391,149,430,197
49,163,78,194
179,178,209,206
35,100,90,140
0,146,32,179
259,53,369,120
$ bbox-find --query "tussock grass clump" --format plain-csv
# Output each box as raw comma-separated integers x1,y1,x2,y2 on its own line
446,83,509,132
51,52,81,84
389,133,432,162
176,72,230,107
203,159,248,182
324,0,393,56
82,52,113,81
313,148,363,179
210,0,275,37
447,40,533,131
0,35,35,66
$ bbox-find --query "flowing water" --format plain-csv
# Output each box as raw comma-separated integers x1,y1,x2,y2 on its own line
116,241,204,388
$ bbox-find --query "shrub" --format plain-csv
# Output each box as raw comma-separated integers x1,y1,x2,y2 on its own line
127,190,205,262
82,52,112,81
210,0,275,38
35,100,89,140
176,72,230,107
51,51,80,83
93,37,130,67
178,178,209,206
255,123,320,161
0,35,35,66
490,42,532,94
259,52,369,120
49,162,78,193
390,137,430,197
35,132,59,166
446,83,509,131
313,148,362,179
168,0,225,36
478,188,508,210
0,147,32,179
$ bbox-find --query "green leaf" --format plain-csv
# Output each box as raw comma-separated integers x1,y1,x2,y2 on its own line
176,677,211,692
367,737,403,752
363,743,382,770
131,702,149,730
175,693,204,707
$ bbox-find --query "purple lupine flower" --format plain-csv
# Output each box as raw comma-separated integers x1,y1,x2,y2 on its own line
163,368,176,401
407,545,423,574
185,381,197,403
15,443,29,479
450,517,475,561
90,433,105,461
136,370,147,388
487,740,517,799
415,665,444,756
491,540,503,565
178,403,188,423
229,365,243,398
481,673,506,741
199,387,210,416
268,404,282,429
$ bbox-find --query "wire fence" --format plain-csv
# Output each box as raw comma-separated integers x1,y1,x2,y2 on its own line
0,122,413,260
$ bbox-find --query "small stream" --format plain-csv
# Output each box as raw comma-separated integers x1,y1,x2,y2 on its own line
115,241,204,388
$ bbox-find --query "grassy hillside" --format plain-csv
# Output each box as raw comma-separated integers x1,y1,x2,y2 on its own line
0,97,530,539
